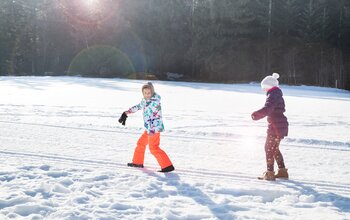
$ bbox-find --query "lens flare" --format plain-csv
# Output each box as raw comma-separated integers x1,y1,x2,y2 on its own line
57,0,118,27
85,0,98,7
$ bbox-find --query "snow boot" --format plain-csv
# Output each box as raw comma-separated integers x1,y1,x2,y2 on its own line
258,171,276,181
275,168,289,179
127,163,144,168
158,165,175,173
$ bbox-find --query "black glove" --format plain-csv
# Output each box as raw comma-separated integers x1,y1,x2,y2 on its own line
118,112,128,126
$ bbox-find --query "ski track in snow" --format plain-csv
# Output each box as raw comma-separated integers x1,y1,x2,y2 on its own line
0,119,349,150
1,76,350,219
1,149,350,193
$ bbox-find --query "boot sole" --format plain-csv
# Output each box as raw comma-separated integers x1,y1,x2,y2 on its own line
158,165,175,173
127,163,144,168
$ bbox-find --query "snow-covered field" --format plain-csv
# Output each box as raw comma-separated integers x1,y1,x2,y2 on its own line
0,76,349,220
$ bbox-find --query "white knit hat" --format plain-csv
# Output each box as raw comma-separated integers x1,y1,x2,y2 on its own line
261,73,280,89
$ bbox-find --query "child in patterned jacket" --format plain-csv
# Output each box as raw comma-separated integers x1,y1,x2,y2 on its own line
123,82,174,173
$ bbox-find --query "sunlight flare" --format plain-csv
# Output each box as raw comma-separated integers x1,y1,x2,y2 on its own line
85,0,98,7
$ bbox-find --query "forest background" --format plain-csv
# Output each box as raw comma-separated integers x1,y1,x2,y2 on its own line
1,0,350,90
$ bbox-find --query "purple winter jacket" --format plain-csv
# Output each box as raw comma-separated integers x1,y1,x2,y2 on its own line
252,87,289,138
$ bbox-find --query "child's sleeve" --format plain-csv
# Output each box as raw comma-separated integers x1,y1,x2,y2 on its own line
252,94,276,120
127,100,144,114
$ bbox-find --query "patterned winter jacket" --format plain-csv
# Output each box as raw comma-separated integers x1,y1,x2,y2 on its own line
252,87,289,138
127,93,164,134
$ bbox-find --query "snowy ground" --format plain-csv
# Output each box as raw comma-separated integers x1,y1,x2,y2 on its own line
0,76,349,220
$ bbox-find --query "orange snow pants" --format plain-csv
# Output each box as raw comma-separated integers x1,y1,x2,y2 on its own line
132,131,173,169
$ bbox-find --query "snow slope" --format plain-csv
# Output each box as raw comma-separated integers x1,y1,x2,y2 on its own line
0,76,349,219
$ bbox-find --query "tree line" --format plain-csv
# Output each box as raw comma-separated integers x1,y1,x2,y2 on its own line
1,0,350,90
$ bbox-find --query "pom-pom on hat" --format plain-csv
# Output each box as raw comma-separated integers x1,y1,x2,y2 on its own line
261,73,280,89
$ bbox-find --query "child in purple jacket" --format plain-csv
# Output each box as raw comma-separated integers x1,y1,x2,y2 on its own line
251,73,289,181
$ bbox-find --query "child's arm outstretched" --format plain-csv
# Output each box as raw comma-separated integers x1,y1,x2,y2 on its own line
251,94,276,120
118,100,144,126
126,99,145,114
